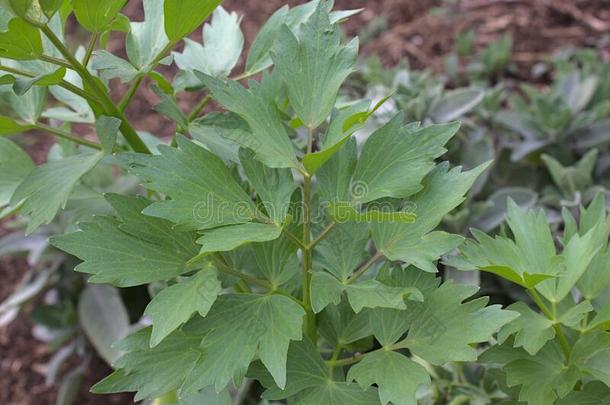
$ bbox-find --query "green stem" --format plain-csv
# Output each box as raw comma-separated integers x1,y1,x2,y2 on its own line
327,340,409,367
283,228,306,250
347,251,383,284
309,221,336,249
40,25,151,155
187,94,212,122
34,123,103,150
301,127,316,343
0,64,101,105
327,345,342,375
118,74,144,112
528,288,571,360
82,32,99,68
40,54,72,69
211,254,270,290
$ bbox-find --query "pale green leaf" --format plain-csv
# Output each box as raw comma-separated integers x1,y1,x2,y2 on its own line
95,115,121,154
0,137,34,210
126,0,169,69
78,284,130,364
91,51,139,83
144,267,221,347
11,150,102,233
173,6,243,88
12,66,65,95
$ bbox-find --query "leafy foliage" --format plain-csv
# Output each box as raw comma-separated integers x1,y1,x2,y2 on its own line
1,0,608,404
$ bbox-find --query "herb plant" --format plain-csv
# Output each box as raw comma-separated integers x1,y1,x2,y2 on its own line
2,0,609,404
451,194,610,404
0,0,520,403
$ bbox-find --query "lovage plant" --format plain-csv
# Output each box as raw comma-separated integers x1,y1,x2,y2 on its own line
452,195,610,404
2,0,519,404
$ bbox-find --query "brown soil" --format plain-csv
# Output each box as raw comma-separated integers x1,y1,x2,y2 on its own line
1,0,608,403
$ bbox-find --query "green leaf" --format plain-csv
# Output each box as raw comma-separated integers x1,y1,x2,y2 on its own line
302,101,368,174
329,202,416,224
95,115,121,153
163,0,222,41
151,84,187,127
457,230,556,289
92,328,206,401
497,302,555,355
318,301,373,346
571,330,610,386
557,381,610,405
91,51,139,83
244,1,356,77
240,148,295,224
72,0,126,33
8,0,54,25
51,194,199,286
0,115,35,137
252,233,299,287
173,6,243,88
403,281,518,364
244,5,289,76
0,138,34,210
189,112,249,164
317,136,357,203
372,163,489,272
199,72,299,169
182,294,304,391
119,136,257,230
144,267,221,347
315,222,369,281
126,0,169,69
255,339,380,404
352,118,459,204
482,341,580,405
310,271,421,313
12,66,66,95
271,0,357,128
11,150,103,233
193,222,282,258
0,18,43,60
348,350,430,405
